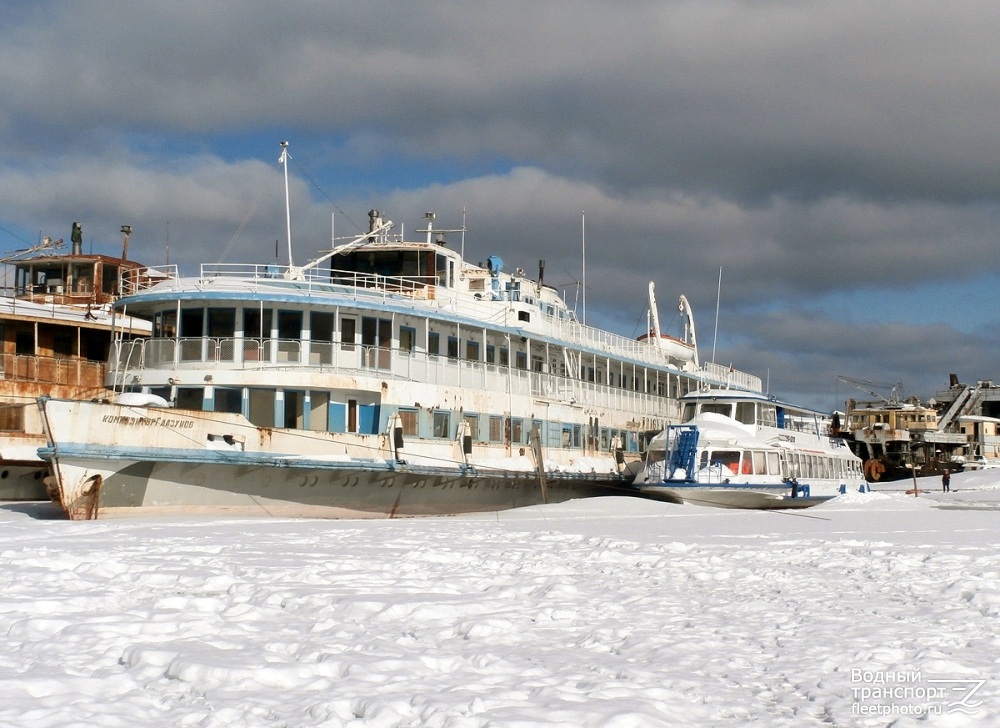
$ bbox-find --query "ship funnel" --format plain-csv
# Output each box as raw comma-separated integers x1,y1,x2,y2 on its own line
71,222,83,255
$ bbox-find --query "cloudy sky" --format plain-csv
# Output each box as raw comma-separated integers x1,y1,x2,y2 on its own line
2,1,998,410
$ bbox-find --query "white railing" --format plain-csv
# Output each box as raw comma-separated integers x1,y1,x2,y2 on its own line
116,262,762,393
110,338,687,420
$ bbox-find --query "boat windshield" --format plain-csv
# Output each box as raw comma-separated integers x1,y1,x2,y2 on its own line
330,248,441,289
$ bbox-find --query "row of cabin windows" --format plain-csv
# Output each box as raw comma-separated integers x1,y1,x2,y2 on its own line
1,323,107,361
152,306,671,391
702,449,862,480
158,385,642,451
685,401,779,428
396,407,638,451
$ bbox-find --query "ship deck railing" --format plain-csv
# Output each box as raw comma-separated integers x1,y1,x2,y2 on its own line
0,352,106,388
110,338,722,421
120,264,763,394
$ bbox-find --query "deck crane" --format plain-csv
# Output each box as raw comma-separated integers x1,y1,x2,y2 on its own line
836,376,905,407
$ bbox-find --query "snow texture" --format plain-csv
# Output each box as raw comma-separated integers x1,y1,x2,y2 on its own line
0,472,997,727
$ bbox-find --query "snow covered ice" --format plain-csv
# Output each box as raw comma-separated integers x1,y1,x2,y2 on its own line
0,473,998,727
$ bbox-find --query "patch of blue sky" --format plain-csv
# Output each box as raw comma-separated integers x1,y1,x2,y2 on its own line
798,276,1000,334
160,129,518,194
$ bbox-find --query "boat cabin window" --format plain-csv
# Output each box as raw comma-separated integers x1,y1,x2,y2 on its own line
489,415,503,441
102,264,120,295
277,310,303,341
399,326,416,352
180,308,204,338
215,388,242,414
331,249,436,288
510,417,524,443
701,402,732,418
340,317,356,350
435,255,452,288
154,310,177,338
52,329,74,358
312,312,334,343
427,331,440,356
207,308,236,338
463,414,480,441
703,449,741,474
398,408,418,435
71,263,93,293
433,411,451,438
735,402,755,425
244,308,273,340
176,387,203,410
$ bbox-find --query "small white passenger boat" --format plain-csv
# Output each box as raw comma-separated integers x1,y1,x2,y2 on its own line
37,146,766,519
635,388,869,509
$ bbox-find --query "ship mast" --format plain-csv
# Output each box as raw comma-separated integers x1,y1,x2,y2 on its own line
279,141,293,267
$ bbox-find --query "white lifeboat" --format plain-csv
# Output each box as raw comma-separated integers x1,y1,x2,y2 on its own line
636,331,698,362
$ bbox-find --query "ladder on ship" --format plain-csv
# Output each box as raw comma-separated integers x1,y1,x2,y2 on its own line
665,424,699,482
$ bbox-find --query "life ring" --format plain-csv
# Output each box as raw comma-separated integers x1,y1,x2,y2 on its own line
864,459,885,482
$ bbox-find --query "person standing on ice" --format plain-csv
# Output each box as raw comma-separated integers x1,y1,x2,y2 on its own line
942,471,951,493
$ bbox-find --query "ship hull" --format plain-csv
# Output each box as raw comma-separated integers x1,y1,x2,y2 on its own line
39,398,632,520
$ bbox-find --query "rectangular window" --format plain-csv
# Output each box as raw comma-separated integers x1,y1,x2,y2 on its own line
428,331,440,356
102,265,120,295
180,308,204,338
340,317,356,349
278,310,303,340
215,388,243,414
361,317,391,367
311,312,334,342
244,308,273,339
15,328,34,355
399,326,416,352
307,391,330,431
466,340,480,361
463,413,479,440
53,329,74,359
489,415,503,441
175,387,204,411
398,408,418,435
499,347,509,367
248,388,275,427
486,344,496,364
207,308,236,338
447,336,459,359
310,312,334,365
433,411,451,438
511,417,524,443
154,309,178,338
515,352,527,370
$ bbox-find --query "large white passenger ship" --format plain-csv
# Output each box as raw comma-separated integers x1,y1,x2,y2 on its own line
39,193,762,519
